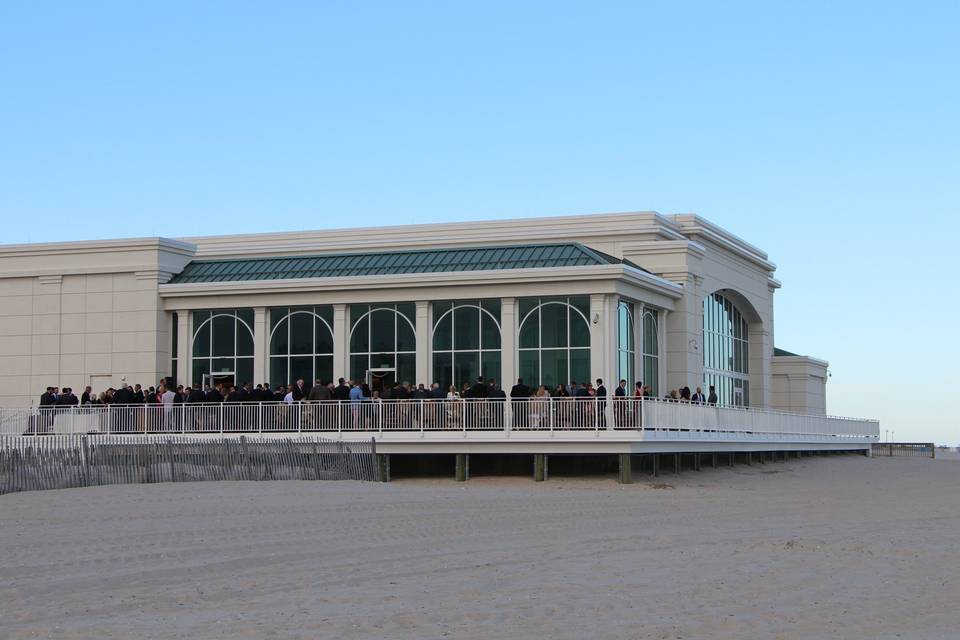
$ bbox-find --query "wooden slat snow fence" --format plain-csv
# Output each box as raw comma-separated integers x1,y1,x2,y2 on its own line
0,435,379,495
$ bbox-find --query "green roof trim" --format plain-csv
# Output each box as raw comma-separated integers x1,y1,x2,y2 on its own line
168,243,628,284
774,347,802,357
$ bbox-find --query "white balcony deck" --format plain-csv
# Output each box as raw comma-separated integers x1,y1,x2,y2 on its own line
1,398,879,454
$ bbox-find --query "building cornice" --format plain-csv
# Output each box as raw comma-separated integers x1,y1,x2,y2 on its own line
0,237,196,258
178,211,689,258
668,214,776,272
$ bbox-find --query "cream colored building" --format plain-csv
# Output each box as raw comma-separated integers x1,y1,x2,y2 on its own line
0,211,828,413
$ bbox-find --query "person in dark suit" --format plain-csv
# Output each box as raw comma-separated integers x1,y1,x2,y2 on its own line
206,385,224,403
40,387,56,407
57,388,78,406
81,386,93,405
510,378,530,400
691,386,706,404
707,385,718,405
291,379,307,402
187,385,206,403
595,378,607,428
469,376,488,399
334,378,351,401
133,384,145,403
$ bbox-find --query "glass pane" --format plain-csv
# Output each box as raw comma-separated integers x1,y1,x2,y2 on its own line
481,311,501,350
193,320,210,358
433,313,453,351
518,297,536,319
237,308,254,329
570,296,590,321
212,358,234,374
454,306,480,350
193,359,210,385
397,315,416,352
290,356,313,384
396,302,416,326
270,357,287,387
481,299,500,318
370,353,394,369
317,305,333,326
519,350,539,388
315,318,333,354
315,355,333,385
270,317,289,356
370,309,395,352
454,351,479,391
236,318,254,357
541,350,568,389
290,312,313,354
171,312,178,352
433,353,453,392
569,349,590,386
350,355,368,383
270,307,287,331
519,309,539,349
237,358,254,387
212,315,236,357
350,314,369,353
481,350,501,385
540,303,567,348
617,304,630,350
643,355,659,395
397,352,416,385
569,307,590,348
643,313,658,355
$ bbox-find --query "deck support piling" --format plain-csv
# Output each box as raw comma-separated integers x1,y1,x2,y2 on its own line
674,453,680,475
377,454,390,482
694,453,701,472
618,453,633,484
712,453,717,469
534,454,547,482
746,452,752,465
652,454,660,477
455,454,469,482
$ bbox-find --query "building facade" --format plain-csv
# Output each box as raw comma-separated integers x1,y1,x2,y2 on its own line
0,211,828,413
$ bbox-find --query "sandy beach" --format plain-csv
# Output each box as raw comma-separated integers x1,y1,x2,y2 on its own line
1,453,958,639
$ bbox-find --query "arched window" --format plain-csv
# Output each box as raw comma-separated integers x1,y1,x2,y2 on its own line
191,309,255,386
349,303,416,384
642,309,659,395
517,296,590,389
703,292,749,406
617,300,635,386
269,306,334,386
432,300,501,392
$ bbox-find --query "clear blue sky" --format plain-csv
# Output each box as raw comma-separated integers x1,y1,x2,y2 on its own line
1,2,957,443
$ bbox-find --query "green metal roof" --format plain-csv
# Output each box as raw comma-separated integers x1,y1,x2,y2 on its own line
168,243,624,284
774,347,801,357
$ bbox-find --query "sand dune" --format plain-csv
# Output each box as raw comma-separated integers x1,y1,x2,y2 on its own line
1,455,958,639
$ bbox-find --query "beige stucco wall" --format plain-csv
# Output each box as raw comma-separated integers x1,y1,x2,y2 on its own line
0,239,194,406
771,355,828,415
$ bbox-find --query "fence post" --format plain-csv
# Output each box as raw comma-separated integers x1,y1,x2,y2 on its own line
219,404,224,434
80,435,91,487
258,402,263,434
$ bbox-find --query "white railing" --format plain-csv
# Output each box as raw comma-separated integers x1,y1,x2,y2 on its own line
0,398,879,441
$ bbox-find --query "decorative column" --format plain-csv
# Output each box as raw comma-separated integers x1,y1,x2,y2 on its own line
253,307,267,386
415,301,429,384
500,297,516,387
333,303,348,381
176,310,190,386
589,294,615,386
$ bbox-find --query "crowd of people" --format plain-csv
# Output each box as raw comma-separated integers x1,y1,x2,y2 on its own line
38,378,720,407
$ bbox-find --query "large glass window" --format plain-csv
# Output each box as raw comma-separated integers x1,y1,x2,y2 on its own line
617,300,635,386
191,309,255,386
702,292,749,406
641,308,659,395
433,300,501,392
349,303,416,384
518,296,590,389
269,306,334,387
